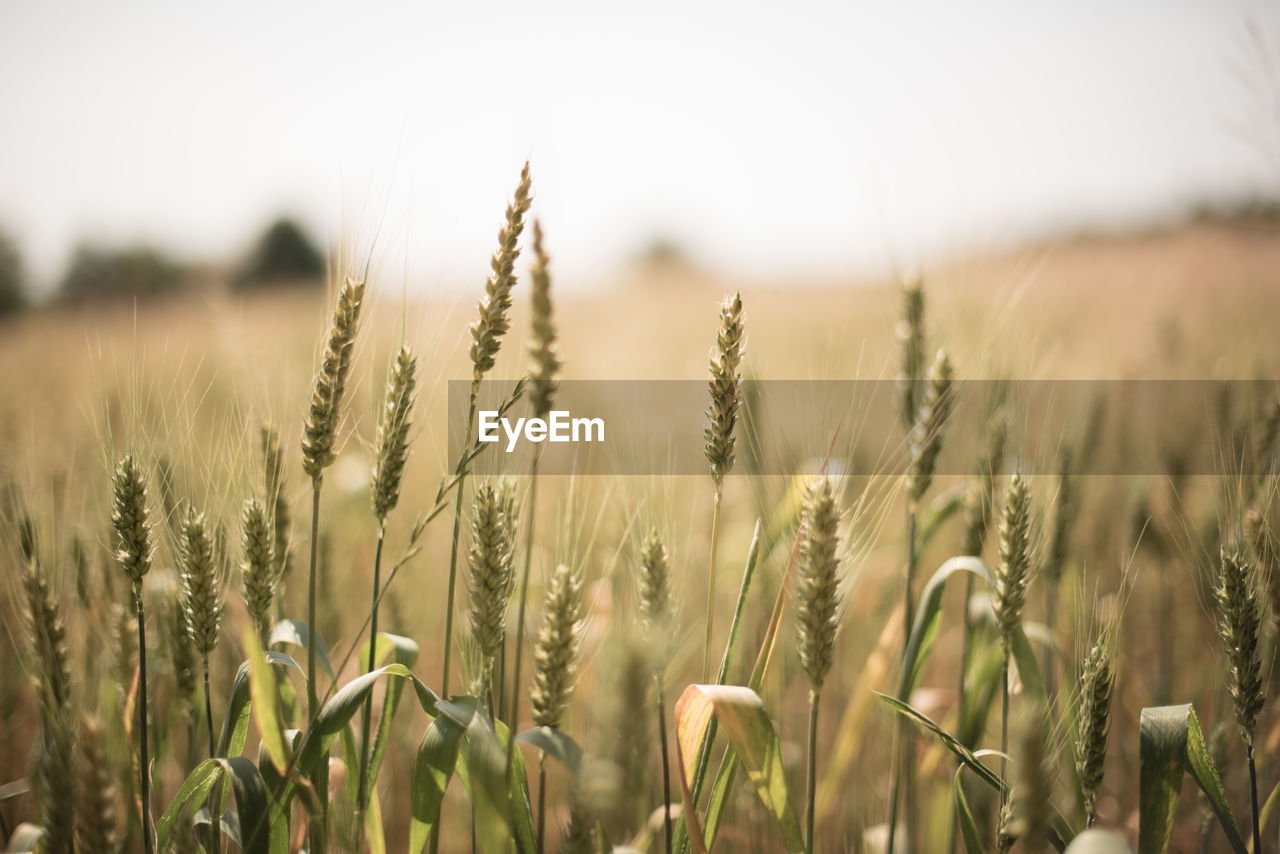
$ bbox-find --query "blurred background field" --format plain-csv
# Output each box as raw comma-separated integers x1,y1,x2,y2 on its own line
5,2,1280,852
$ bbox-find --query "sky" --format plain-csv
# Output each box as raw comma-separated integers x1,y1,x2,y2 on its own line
1,1,1278,295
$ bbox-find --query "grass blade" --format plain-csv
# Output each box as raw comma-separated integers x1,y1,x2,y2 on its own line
875,693,1005,794
409,706,470,853
674,684,805,854
952,767,984,854
1138,704,1247,854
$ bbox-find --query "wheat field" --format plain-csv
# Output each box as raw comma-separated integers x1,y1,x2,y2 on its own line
3,174,1280,854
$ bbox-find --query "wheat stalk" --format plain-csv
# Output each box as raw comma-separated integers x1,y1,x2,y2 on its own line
358,343,419,814
637,528,674,854
299,273,366,853
702,292,745,681
110,453,154,854
442,163,533,725
795,477,841,854
994,473,1032,788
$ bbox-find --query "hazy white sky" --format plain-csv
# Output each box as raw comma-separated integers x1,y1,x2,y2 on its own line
1,1,1278,293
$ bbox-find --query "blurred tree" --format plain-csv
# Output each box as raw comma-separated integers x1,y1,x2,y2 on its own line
58,245,184,303
0,229,25,316
236,217,325,288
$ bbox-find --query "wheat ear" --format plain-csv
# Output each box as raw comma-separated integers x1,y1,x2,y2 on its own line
1215,546,1266,852
22,557,76,854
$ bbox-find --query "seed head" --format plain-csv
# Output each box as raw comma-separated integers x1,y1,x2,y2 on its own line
1215,547,1265,744
111,454,153,587
1003,705,1052,854
470,162,533,384
179,509,225,659
467,481,519,682
78,715,123,854
704,292,745,487
637,528,672,639
302,275,366,480
993,473,1032,650
22,558,76,854
528,219,562,420
371,345,418,521
531,563,585,730
240,498,276,641
907,349,955,506
261,421,291,582
1244,506,1280,629
1042,449,1074,584
796,478,841,692
166,593,197,703
961,408,1007,557
895,278,926,432
1075,628,1116,825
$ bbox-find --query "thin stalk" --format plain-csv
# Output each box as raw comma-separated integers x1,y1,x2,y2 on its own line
306,479,327,854
675,521,763,854
806,690,820,854
135,585,154,854
357,528,386,814
887,508,917,854
658,680,673,854
704,486,724,681
1000,656,1010,790
1247,745,1261,854
536,754,548,854
203,665,216,758
507,447,543,782
203,662,220,854
441,391,478,698
950,573,975,854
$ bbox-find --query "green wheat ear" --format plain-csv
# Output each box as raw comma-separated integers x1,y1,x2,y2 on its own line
21,556,77,854
895,277,926,432
637,528,672,638
906,348,955,507
302,275,366,481
961,408,1007,557
111,453,153,587
470,162,533,385
1075,624,1117,826
240,498,275,641
993,473,1032,651
530,562,585,730
467,480,520,685
1215,547,1265,745
795,477,841,693
704,292,745,487
527,219,561,420
179,509,225,658
371,345,418,522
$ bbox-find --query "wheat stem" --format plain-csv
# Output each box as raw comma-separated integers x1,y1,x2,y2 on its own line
135,585,153,854
357,526,386,814
806,690,820,854
508,448,543,783
704,486,723,681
